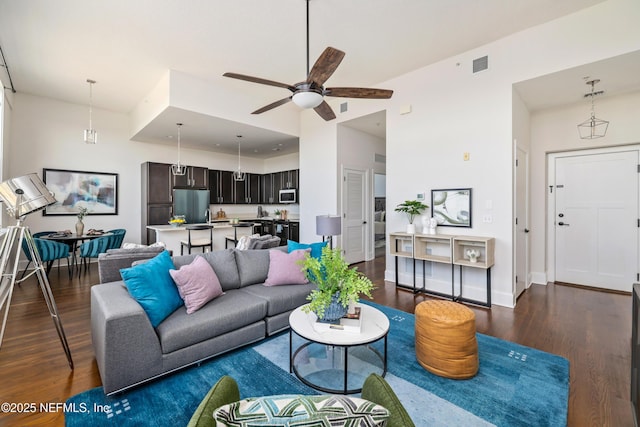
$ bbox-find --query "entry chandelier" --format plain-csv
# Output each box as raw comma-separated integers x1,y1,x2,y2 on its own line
577,79,609,140
233,135,246,181
83,79,97,144
171,123,187,176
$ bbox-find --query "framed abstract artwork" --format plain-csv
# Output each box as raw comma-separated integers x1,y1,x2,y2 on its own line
43,168,118,215
431,188,472,227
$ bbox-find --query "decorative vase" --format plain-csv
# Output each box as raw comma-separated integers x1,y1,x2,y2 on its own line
317,293,348,323
406,223,416,234
75,219,84,236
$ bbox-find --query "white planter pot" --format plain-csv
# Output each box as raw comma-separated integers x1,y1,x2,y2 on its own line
406,223,416,234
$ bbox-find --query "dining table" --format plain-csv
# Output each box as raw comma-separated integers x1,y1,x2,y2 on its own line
40,231,112,276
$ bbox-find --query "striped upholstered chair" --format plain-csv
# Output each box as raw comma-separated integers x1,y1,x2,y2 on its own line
21,234,71,279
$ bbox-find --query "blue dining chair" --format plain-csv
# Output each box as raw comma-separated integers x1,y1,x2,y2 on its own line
107,229,126,250
21,233,72,279
78,236,111,276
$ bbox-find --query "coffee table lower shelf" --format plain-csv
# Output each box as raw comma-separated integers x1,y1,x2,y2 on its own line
289,331,387,394
288,304,389,395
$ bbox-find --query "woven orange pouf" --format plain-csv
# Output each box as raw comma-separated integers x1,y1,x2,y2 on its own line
415,300,478,379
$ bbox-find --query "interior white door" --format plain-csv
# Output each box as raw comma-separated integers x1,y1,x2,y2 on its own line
515,146,529,299
343,168,367,264
555,150,638,292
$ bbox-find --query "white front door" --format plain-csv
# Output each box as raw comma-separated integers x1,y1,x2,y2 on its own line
555,149,639,292
343,168,367,264
515,146,529,299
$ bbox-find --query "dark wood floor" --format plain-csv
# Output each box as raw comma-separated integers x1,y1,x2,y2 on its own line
0,256,633,426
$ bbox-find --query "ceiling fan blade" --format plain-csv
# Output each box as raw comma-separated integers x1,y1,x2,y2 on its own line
223,72,296,92
307,47,345,86
313,101,336,121
252,97,292,115
325,87,394,99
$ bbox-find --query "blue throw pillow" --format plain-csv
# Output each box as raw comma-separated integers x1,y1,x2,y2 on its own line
287,240,327,259
120,250,183,327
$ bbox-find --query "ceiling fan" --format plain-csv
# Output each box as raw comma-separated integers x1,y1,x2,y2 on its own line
223,0,393,121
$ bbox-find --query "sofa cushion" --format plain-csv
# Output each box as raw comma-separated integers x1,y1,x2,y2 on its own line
156,290,268,354
170,256,223,314
172,249,240,291
240,283,315,317
287,240,327,259
120,251,183,327
235,249,271,287
265,249,309,286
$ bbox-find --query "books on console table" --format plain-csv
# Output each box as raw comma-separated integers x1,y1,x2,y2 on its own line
314,306,362,333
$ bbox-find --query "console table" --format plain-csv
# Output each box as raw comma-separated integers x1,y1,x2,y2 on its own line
390,232,495,307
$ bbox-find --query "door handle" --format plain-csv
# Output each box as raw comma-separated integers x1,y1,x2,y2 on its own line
524,229,530,233
363,221,367,224
558,222,570,226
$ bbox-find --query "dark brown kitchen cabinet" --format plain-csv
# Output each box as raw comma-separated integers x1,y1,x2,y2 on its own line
209,169,234,204
235,173,260,204
261,173,277,204
173,166,208,189
146,162,173,204
141,162,174,244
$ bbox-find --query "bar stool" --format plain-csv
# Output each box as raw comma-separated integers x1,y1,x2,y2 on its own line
225,222,255,248
181,225,214,255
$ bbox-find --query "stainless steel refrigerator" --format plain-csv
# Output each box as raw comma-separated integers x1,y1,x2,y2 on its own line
172,189,210,224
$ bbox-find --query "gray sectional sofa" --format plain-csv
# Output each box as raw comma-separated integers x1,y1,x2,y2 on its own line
91,247,314,395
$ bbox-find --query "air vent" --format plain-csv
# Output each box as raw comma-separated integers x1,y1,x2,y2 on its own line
340,102,348,113
375,153,386,164
473,56,489,73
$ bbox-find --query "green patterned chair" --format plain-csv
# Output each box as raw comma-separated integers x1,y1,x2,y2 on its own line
362,373,415,427
188,376,240,427
188,373,410,427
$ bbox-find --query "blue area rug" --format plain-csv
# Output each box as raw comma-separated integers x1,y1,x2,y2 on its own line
65,302,569,426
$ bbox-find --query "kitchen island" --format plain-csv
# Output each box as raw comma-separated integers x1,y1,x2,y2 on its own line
147,222,257,255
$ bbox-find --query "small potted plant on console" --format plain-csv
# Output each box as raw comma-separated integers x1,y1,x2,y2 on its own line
395,199,429,234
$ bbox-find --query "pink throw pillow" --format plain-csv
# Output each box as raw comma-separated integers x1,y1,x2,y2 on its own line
169,256,223,314
264,249,310,286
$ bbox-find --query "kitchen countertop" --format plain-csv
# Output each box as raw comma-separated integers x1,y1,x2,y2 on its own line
148,218,299,232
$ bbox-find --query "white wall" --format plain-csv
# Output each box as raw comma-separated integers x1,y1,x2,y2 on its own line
299,0,640,308
529,90,640,283
8,93,299,243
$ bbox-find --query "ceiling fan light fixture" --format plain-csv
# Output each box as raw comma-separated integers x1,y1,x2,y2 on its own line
292,90,323,109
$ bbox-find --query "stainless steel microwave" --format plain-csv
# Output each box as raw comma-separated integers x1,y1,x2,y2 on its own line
279,188,297,203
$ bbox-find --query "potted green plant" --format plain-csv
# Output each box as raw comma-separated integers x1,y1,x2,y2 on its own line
301,246,374,322
395,199,428,234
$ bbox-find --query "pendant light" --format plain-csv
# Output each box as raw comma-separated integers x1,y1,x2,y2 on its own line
171,123,187,176
577,79,609,139
83,79,97,144
233,135,246,181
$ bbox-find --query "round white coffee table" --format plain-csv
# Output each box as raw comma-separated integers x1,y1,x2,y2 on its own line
288,304,390,394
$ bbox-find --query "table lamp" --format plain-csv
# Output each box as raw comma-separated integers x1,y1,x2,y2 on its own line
0,173,73,368
316,215,342,249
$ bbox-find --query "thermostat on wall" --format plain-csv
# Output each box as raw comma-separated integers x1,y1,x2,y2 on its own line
416,193,425,201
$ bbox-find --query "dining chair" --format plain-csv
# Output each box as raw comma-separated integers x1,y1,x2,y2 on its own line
20,234,72,279
78,236,111,276
107,229,126,250
180,225,213,255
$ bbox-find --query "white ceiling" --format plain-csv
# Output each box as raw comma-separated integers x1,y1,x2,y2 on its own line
3,0,629,157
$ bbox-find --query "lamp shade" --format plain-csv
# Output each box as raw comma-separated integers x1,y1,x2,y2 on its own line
316,215,342,236
292,91,324,109
0,173,57,217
